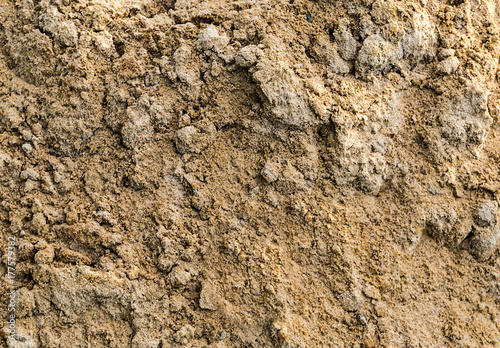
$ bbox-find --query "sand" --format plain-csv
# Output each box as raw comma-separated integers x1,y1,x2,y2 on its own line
1,0,500,346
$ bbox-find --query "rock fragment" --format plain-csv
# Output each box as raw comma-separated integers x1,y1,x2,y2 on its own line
39,6,78,47
20,168,39,181
32,212,47,235
22,143,33,154
17,288,36,318
477,201,498,227
253,64,313,126
438,48,455,60
120,107,153,150
173,45,202,100
356,34,403,77
195,25,229,54
401,12,437,66
363,285,381,300
338,289,364,312
357,312,370,325
437,56,460,75
4,107,23,130
235,45,262,67
199,281,219,310
466,226,500,261
334,21,359,61
34,243,54,264
93,31,116,57
261,161,281,183
275,164,306,194
168,266,192,287
175,126,207,154
439,87,492,149
174,325,195,344
311,35,351,75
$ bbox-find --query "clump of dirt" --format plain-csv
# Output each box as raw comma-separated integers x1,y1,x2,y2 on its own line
1,0,500,347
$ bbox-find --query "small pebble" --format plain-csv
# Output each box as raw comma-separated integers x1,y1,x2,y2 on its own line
176,126,205,154
235,45,262,67
21,130,32,141
34,244,54,264
174,325,195,344
466,226,500,261
438,48,455,60
477,201,498,227
437,56,460,75
32,123,43,136
22,143,33,154
357,312,370,325
261,161,281,183
199,281,219,310
363,285,381,300
168,266,192,287
20,168,39,181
